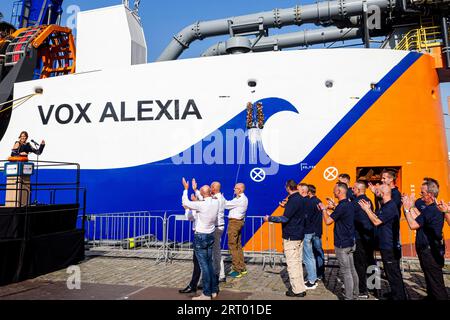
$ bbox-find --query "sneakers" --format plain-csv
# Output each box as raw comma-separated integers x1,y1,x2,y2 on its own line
192,294,211,300
229,271,242,278
305,281,318,290
212,293,218,299
358,293,369,299
336,277,345,289
228,269,247,278
285,289,306,297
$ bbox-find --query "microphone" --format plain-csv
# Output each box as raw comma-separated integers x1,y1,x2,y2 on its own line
31,139,40,146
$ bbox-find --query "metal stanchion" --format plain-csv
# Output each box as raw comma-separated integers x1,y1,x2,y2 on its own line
156,212,172,264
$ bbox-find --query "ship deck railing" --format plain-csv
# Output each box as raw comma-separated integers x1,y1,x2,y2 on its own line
395,25,444,52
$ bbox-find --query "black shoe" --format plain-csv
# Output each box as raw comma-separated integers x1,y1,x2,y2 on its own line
179,285,196,294
285,290,306,297
219,278,226,283
382,292,393,299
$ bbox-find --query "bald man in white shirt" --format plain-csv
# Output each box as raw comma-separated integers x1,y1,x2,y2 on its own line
182,178,220,300
193,179,226,283
225,183,248,278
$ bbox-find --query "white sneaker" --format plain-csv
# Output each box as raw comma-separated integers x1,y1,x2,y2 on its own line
192,294,211,300
305,281,318,290
212,293,218,299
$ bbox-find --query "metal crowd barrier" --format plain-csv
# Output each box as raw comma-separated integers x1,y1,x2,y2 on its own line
82,211,285,267
83,211,166,260
221,215,283,269
81,210,449,269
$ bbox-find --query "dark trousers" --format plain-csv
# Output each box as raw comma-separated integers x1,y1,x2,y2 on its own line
380,249,407,300
188,249,201,290
354,238,376,294
417,247,448,300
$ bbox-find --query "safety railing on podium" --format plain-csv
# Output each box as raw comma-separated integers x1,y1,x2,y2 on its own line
0,159,86,220
0,159,86,285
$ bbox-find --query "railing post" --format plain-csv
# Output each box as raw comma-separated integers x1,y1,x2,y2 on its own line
163,212,168,262
75,163,80,204
82,188,88,249
156,211,171,264
93,214,97,247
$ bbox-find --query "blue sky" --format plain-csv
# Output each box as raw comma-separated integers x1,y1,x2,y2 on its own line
1,0,449,150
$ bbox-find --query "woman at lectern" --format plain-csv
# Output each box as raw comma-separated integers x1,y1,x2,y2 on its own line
11,131,45,156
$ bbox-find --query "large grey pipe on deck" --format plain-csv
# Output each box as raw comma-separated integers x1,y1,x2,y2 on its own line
157,0,395,61
202,27,362,57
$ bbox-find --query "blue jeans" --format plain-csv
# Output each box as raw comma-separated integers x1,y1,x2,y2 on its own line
303,233,317,283
312,235,325,279
194,232,218,296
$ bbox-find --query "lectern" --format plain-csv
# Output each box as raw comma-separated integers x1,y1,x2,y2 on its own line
4,156,34,207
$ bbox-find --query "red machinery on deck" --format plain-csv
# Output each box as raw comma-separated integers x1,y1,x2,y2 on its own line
3,24,75,79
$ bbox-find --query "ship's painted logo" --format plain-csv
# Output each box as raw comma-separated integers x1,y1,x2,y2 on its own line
323,166,339,181
37,99,202,125
250,168,266,182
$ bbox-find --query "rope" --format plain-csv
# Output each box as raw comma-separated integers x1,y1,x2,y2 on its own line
0,93,39,114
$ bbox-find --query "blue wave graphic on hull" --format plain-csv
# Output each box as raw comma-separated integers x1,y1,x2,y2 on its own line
35,97,300,215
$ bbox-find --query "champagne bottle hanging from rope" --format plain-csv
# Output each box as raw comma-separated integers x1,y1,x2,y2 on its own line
246,102,254,129
246,101,265,129
256,102,264,129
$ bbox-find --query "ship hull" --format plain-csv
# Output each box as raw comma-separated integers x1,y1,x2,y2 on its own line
1,49,449,256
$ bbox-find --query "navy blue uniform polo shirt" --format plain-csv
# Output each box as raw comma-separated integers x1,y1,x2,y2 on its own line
347,188,355,202
415,198,427,212
391,187,402,212
330,199,355,248
375,200,401,251
307,196,323,237
352,194,374,242
269,192,307,241
415,203,444,251
304,196,314,235
375,186,402,213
